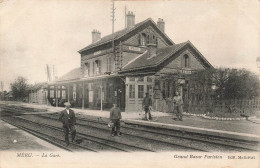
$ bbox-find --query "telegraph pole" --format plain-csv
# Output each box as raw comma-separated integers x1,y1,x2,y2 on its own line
111,0,115,34
125,6,127,28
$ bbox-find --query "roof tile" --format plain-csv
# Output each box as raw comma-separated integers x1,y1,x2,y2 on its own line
55,68,81,82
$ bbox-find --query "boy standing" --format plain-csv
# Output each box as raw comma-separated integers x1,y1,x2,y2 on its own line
173,91,183,121
142,93,152,120
109,103,122,137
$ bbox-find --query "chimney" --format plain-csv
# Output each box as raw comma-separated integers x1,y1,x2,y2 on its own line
147,43,157,59
157,18,165,33
92,29,101,43
126,11,135,29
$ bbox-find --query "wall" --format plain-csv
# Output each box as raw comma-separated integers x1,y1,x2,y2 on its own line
125,76,154,111
163,49,205,71
81,53,115,77
29,88,47,104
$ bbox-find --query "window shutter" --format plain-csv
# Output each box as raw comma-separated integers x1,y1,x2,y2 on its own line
138,33,141,45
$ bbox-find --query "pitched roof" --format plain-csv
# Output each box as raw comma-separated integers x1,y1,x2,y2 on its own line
55,67,81,82
31,82,47,91
120,41,213,73
78,18,174,53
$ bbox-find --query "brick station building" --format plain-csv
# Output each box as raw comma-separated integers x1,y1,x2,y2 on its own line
48,12,213,112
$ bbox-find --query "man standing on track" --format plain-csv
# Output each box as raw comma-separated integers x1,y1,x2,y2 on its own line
142,92,152,121
59,102,76,146
109,103,122,137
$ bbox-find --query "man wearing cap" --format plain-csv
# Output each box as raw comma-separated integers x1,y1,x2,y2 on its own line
59,102,76,146
142,93,152,120
109,103,122,137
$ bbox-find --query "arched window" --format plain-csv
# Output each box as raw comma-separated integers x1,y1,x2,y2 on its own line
184,54,190,68
140,33,146,46
152,35,156,44
146,34,150,44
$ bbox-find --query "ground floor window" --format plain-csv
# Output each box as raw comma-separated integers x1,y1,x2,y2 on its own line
73,84,76,101
57,86,61,98
129,85,135,98
50,90,54,98
62,90,66,99
138,85,144,98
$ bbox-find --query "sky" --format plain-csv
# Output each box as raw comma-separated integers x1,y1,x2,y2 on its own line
0,0,259,91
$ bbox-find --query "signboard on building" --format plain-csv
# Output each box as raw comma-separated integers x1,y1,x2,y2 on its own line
128,46,141,52
179,69,192,74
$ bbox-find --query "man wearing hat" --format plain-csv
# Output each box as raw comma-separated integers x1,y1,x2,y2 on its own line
173,91,183,121
142,92,152,120
59,102,76,146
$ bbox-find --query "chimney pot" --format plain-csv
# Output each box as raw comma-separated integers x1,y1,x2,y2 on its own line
92,29,101,43
157,18,165,33
126,11,135,29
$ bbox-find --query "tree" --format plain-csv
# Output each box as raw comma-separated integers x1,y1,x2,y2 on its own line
223,69,260,99
193,68,260,100
10,76,30,101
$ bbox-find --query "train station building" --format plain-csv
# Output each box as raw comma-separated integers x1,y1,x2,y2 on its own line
48,12,213,112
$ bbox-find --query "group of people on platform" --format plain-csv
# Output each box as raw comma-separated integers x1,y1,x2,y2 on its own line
143,91,184,121
58,91,183,146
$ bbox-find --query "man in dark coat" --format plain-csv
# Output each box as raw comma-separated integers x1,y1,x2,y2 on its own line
142,93,152,120
59,102,76,146
109,103,122,137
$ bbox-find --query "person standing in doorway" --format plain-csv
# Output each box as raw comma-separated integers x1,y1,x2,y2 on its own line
109,103,122,137
142,92,152,120
173,91,183,121
59,102,76,146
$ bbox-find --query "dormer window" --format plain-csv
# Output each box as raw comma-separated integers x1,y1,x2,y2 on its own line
139,32,157,47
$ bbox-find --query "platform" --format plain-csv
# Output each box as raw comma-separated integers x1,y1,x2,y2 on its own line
0,120,62,151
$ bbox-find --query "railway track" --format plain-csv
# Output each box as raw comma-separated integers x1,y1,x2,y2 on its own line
40,113,258,152
1,115,153,152
1,105,259,152
1,117,94,152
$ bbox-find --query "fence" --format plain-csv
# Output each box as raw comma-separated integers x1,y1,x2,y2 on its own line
153,98,260,116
